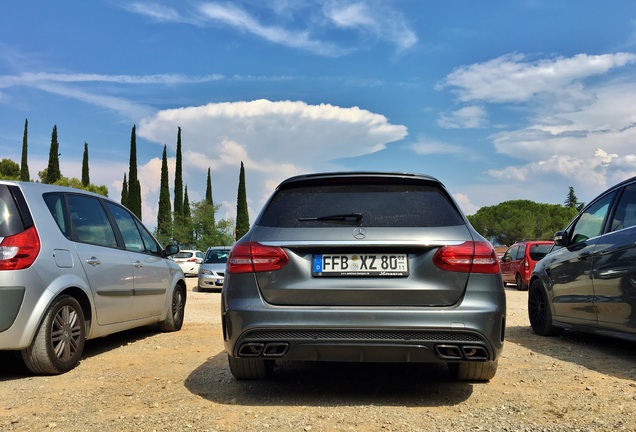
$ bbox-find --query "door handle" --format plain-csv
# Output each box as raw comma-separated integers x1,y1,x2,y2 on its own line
86,256,101,267
577,251,591,260
133,260,143,269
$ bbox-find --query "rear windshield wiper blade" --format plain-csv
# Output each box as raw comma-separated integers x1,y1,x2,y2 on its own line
298,212,363,223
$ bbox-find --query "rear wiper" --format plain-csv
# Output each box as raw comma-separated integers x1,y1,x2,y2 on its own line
298,212,363,223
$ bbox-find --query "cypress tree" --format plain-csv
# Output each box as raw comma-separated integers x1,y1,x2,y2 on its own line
182,185,194,246
183,185,192,246
235,161,250,240
44,125,62,184
183,185,191,221
156,145,172,243
174,127,183,218
81,143,89,186
127,125,142,218
205,167,213,205
205,167,215,228
121,173,129,208
20,118,30,181
172,127,184,244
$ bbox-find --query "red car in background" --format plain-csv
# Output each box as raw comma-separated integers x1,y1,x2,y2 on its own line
500,240,553,290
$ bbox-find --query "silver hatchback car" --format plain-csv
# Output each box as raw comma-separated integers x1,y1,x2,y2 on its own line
0,181,186,374
222,172,506,382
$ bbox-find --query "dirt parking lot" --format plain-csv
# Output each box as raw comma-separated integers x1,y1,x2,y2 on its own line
1,278,635,432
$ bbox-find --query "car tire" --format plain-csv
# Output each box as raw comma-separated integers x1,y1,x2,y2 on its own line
21,295,86,375
448,360,498,382
515,274,528,291
528,280,564,336
227,355,274,380
158,284,186,332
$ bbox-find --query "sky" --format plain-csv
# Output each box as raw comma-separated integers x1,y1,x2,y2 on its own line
2,1,636,232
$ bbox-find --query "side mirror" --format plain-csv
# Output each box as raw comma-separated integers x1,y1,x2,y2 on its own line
165,244,180,256
554,231,566,247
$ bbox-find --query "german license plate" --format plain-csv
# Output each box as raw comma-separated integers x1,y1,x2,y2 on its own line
312,254,409,277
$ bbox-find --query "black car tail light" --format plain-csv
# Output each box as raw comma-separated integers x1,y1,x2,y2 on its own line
433,241,500,274
0,226,41,270
227,242,289,274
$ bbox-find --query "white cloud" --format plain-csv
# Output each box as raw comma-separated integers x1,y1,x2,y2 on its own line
0,71,223,88
124,1,416,56
437,105,487,129
324,1,418,52
126,2,185,23
490,81,636,162
411,136,468,156
197,3,346,57
487,149,636,201
438,52,636,103
0,71,223,120
453,193,479,216
432,52,636,213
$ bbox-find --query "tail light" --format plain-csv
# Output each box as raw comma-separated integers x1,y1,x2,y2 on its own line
227,242,289,274
187,258,197,262
433,241,500,274
0,226,41,270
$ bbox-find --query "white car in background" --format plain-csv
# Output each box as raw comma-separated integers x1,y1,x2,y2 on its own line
172,249,204,276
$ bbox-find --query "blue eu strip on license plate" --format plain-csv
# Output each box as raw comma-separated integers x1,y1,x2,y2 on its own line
312,253,409,277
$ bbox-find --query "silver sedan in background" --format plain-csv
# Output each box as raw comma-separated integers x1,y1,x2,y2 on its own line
198,246,231,292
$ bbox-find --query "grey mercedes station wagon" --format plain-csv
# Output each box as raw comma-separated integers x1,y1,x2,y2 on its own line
0,181,186,374
222,172,506,382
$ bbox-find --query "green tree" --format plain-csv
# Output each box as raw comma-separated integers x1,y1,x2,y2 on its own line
127,125,142,218
44,125,62,184
20,118,30,181
235,161,250,240
201,167,216,241
0,158,20,179
467,200,578,246
564,186,585,212
173,127,184,221
156,145,172,245
53,177,108,196
205,168,214,205
182,185,194,247
121,173,129,208
171,127,186,245
191,200,234,248
81,143,90,187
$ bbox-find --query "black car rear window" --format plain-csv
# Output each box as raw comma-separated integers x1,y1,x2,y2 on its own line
528,244,552,261
258,183,465,228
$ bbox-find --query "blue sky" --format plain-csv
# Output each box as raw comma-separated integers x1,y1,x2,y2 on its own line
2,1,636,231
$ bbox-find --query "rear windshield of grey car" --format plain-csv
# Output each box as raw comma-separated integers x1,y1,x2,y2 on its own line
258,182,465,228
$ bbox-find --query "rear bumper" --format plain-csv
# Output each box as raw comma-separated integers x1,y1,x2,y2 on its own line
223,276,506,364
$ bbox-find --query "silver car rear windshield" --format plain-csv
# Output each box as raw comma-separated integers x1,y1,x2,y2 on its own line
258,183,465,228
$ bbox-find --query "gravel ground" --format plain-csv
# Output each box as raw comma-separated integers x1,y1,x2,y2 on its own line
1,278,635,432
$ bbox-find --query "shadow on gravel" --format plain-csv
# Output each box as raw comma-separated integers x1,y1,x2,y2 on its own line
0,325,163,381
506,324,636,381
185,353,474,407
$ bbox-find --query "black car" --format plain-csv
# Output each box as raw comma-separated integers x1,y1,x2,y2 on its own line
528,175,636,341
222,172,506,382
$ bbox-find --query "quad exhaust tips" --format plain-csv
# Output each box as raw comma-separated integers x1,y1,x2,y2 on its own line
238,342,289,358
238,341,488,361
435,344,489,361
